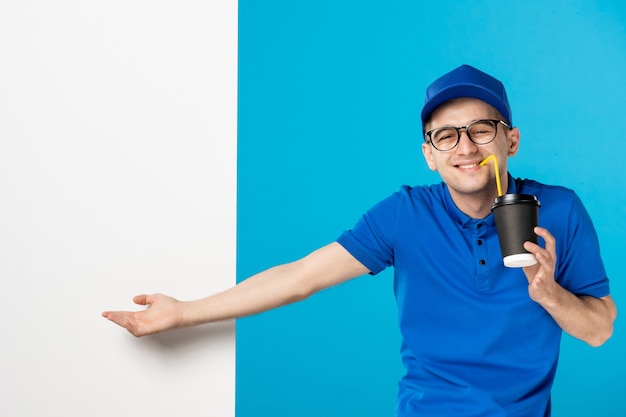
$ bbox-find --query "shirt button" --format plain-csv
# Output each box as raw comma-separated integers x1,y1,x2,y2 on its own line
477,239,483,245
479,259,486,266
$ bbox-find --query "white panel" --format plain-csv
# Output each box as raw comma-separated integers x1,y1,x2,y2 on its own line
0,1,237,416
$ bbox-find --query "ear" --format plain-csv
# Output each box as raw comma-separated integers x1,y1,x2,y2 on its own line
422,142,437,171
507,127,520,157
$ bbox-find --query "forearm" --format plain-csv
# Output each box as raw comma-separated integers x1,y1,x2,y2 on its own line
538,288,616,347
178,242,368,328
179,262,311,327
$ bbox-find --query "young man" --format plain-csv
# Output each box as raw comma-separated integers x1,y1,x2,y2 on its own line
103,65,616,416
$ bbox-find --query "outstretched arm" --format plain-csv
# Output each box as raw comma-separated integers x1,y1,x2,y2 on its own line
102,242,369,337
523,227,617,347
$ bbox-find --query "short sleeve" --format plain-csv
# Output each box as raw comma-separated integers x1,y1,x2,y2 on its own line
336,191,402,275
550,191,610,298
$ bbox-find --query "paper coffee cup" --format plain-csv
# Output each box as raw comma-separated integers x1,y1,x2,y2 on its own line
491,193,540,268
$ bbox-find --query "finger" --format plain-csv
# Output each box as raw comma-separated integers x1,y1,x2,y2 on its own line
523,240,545,259
133,294,151,306
522,242,552,279
103,311,148,336
102,311,134,328
534,227,556,256
522,262,539,283
523,228,554,259
533,227,556,268
101,295,150,319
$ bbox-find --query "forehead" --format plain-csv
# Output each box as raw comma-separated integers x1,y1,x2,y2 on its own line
425,98,498,129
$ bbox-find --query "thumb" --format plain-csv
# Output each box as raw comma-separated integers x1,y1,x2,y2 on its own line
522,263,539,283
133,294,152,306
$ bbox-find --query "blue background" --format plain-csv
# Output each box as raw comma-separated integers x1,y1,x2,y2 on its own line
237,1,626,415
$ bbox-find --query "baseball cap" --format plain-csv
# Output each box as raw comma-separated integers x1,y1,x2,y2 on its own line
421,65,512,126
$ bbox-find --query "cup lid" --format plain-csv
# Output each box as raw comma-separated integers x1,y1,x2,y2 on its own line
492,193,540,208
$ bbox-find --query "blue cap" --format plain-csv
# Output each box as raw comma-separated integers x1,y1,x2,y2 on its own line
421,65,512,125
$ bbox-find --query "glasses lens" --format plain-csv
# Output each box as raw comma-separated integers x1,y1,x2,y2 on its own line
468,120,497,144
430,127,458,151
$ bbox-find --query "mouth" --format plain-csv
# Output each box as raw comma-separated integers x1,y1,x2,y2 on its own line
454,162,481,170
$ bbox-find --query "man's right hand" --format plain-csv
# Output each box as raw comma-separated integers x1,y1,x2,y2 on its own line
102,293,183,337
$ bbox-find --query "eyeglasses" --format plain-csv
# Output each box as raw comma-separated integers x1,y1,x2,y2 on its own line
424,119,510,151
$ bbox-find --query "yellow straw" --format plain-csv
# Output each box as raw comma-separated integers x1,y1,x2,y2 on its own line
479,155,503,196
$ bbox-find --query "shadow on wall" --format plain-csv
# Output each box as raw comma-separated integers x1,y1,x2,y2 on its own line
137,321,235,354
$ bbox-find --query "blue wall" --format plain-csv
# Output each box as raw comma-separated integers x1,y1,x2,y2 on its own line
238,1,626,415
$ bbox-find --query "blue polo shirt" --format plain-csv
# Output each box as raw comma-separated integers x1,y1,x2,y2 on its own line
336,175,610,417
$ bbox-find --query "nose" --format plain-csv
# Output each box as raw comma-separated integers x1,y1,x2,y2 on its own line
455,128,477,154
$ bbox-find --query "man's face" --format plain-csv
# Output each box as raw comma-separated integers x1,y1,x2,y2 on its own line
421,98,520,202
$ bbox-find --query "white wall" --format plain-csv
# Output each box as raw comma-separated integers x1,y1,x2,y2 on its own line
0,1,237,416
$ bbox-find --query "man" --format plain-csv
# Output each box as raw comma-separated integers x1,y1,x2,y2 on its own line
103,65,616,416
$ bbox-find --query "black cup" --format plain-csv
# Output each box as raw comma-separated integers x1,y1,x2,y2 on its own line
491,193,540,268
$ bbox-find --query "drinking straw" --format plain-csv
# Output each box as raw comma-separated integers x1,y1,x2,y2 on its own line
479,155,503,196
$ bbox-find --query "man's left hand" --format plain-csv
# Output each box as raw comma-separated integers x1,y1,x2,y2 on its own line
522,226,560,307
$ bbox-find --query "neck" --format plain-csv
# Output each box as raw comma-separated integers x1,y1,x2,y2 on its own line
451,192,496,219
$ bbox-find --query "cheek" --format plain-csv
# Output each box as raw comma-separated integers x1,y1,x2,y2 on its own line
493,138,512,156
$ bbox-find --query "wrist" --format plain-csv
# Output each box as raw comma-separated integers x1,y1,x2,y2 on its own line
179,298,215,327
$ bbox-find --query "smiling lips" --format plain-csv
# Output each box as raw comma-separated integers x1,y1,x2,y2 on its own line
456,162,481,170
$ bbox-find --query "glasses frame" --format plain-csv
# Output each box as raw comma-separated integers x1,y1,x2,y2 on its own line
424,119,511,151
